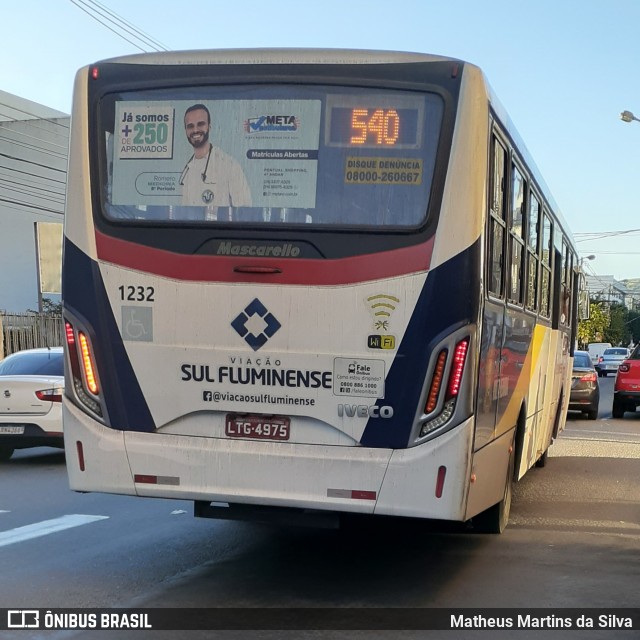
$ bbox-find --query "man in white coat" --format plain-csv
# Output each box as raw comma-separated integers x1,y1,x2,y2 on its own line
179,103,252,219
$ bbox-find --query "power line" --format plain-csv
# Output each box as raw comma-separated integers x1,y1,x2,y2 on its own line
0,124,69,152
0,197,64,215
575,229,640,241
0,178,65,201
0,201,63,218
69,0,169,53
0,175,65,198
0,104,69,129
0,135,68,161
0,166,67,186
85,0,169,51
69,0,148,53
590,251,640,255
0,151,67,174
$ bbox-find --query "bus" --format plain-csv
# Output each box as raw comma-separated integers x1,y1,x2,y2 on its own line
62,49,580,533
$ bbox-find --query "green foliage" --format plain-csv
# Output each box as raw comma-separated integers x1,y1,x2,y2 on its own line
577,301,609,347
578,299,638,348
604,304,629,346
27,297,62,316
41,298,62,315
627,310,640,345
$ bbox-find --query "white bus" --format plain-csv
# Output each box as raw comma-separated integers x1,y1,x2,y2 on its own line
62,49,579,533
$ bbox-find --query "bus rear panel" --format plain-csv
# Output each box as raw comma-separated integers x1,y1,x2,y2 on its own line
63,50,551,530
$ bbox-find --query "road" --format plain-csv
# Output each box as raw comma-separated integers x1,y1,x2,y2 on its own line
0,376,638,639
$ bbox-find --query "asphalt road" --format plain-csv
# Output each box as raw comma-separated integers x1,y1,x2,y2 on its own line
0,375,638,639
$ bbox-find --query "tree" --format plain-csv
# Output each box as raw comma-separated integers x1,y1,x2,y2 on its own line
624,310,640,346
577,301,609,348
27,297,62,316
604,304,629,346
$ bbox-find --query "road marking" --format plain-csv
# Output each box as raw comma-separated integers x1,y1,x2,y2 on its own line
0,514,109,548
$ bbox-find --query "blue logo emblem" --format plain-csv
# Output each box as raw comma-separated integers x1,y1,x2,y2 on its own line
231,298,281,351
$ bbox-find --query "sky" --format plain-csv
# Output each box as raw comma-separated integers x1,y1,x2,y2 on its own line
2,0,640,281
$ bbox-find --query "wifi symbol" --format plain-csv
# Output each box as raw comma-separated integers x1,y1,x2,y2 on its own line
367,294,400,319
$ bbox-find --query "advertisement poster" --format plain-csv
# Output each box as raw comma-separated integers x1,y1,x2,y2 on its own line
111,99,321,210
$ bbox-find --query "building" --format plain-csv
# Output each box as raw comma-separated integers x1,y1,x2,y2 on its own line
585,274,636,311
0,90,69,312
622,278,640,311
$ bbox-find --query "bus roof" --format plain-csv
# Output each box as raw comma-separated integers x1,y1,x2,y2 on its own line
98,48,463,67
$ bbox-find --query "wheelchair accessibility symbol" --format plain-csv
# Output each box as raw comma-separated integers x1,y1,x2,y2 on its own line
121,306,153,342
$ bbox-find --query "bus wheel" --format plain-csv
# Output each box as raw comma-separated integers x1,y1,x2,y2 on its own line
535,449,548,468
0,446,15,462
473,441,515,534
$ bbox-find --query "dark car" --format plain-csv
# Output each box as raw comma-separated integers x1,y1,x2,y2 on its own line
568,350,599,420
613,344,640,418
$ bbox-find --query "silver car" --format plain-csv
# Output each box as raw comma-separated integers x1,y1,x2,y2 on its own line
0,347,64,461
595,347,631,377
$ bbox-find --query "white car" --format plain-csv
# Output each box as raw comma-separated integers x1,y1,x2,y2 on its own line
0,347,64,461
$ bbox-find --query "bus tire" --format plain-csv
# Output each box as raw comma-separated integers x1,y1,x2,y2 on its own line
535,449,548,468
473,438,515,534
0,445,15,462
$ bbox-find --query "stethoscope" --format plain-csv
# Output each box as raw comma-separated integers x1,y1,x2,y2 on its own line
179,143,213,185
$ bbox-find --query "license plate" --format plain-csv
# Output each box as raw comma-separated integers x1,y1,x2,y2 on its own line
225,414,290,441
0,425,25,435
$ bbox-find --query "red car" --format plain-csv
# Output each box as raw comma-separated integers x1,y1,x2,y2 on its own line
612,345,640,418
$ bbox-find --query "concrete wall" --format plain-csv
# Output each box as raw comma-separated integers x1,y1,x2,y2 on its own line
0,91,69,312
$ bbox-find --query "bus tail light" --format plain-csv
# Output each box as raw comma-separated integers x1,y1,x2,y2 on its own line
425,350,447,413
446,338,469,399
420,337,470,438
65,320,103,418
78,332,99,395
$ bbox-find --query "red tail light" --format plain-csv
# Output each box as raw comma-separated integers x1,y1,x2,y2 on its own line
420,336,470,439
446,338,469,398
65,321,75,345
579,372,597,383
64,318,103,418
619,363,630,373
36,388,63,402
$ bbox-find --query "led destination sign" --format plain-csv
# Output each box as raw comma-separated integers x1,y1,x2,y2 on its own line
329,107,419,147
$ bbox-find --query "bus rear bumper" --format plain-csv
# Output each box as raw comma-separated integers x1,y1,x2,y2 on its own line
64,400,473,521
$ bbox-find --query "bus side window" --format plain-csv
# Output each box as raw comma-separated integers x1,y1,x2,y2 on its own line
508,163,526,305
561,240,572,326
526,192,541,311
539,211,553,317
488,135,507,297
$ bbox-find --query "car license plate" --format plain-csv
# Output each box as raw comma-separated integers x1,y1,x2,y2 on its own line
0,425,25,435
225,414,290,441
